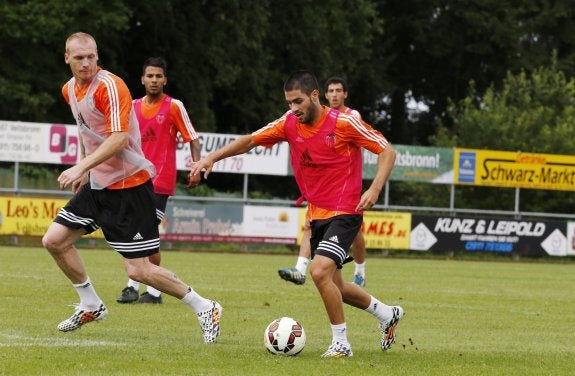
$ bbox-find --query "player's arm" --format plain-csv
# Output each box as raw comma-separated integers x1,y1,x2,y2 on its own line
191,116,286,179
357,145,395,211
189,138,201,162
342,115,396,211
187,138,202,187
58,132,128,190
70,132,88,193
170,99,200,163
191,134,258,179
171,99,203,187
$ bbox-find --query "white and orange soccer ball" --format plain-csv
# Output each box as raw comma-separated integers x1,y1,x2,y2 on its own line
264,317,306,356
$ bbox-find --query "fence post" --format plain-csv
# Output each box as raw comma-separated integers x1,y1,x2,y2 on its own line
514,187,521,219
243,173,249,203
14,161,20,192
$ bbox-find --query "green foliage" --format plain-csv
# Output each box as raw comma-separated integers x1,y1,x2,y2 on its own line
17,163,50,180
2,1,575,212
374,0,575,144
376,0,528,143
2,247,575,375
388,181,453,208
432,55,575,213
0,0,384,133
435,55,575,153
0,0,131,122
2,0,574,143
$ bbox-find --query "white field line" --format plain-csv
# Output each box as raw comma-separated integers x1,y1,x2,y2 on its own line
0,333,127,347
0,274,46,280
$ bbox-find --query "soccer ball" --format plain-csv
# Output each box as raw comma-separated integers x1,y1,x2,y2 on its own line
264,317,306,356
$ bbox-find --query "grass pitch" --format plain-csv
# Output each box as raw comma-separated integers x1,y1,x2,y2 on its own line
1,247,574,375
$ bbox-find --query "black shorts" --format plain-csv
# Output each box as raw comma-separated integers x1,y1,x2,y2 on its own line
153,193,169,224
54,180,160,259
310,214,363,269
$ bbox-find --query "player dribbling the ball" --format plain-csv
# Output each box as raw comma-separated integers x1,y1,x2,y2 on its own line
191,70,404,357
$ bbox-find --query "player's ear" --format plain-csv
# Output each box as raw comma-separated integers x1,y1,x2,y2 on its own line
141,76,145,85
311,89,320,103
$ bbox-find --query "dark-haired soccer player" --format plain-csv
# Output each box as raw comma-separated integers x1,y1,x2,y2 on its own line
191,70,403,357
116,56,201,304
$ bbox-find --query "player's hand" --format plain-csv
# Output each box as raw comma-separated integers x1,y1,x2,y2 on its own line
356,189,378,212
71,173,88,193
191,158,214,179
187,169,201,188
57,165,86,190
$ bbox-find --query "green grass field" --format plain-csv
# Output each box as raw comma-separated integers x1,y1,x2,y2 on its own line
1,247,574,375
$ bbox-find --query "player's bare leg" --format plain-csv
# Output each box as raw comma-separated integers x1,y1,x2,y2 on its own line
123,257,222,343
43,222,108,332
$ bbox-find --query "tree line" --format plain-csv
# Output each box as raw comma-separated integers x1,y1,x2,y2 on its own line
1,0,574,213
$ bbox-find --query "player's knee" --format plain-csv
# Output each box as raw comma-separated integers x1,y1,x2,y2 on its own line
126,261,157,284
42,233,60,253
125,264,144,282
310,264,331,285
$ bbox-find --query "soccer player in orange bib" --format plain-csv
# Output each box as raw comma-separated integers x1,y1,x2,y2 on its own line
116,57,201,304
191,70,403,357
278,76,368,287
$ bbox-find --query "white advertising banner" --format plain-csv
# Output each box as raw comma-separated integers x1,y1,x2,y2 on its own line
0,121,79,165
241,205,300,238
176,132,289,176
0,121,290,175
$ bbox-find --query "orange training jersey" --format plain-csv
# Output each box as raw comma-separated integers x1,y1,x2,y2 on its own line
62,67,151,189
252,106,389,220
137,94,197,143
135,94,198,195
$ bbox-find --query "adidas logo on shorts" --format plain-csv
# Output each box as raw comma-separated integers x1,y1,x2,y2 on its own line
329,235,339,243
132,232,143,240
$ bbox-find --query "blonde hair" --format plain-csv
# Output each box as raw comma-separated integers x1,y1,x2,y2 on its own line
65,32,97,53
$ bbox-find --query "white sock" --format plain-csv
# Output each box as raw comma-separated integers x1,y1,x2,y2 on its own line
295,256,309,274
181,287,212,314
331,322,349,344
364,296,393,322
73,277,102,309
354,262,366,277
127,279,140,290
146,286,162,298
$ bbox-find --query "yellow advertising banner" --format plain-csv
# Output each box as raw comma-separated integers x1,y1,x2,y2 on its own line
0,196,67,236
455,148,575,191
0,196,103,238
362,211,411,250
297,209,411,250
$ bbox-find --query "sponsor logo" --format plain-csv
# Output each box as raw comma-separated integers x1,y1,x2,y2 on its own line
458,152,476,183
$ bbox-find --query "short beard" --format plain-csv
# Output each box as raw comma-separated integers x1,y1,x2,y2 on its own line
301,105,318,125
